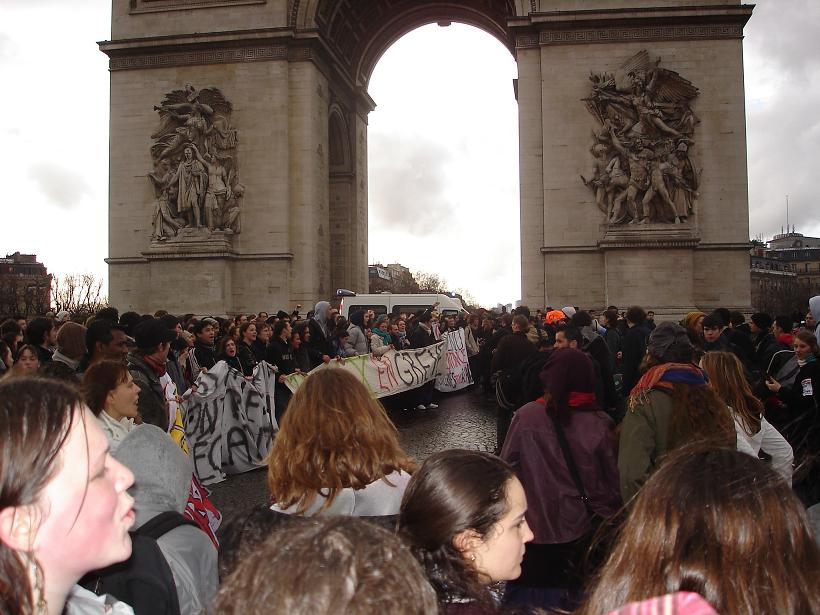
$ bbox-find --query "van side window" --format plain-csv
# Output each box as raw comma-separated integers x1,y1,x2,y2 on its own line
394,305,429,315
348,304,387,316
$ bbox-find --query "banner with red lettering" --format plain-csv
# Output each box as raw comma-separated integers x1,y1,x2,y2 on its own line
284,340,448,398
435,328,474,392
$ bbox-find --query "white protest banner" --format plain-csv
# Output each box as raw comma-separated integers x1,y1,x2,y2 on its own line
435,328,474,392
285,340,448,398
183,361,278,485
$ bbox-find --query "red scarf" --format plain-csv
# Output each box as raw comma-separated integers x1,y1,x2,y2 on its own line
536,392,596,408
143,354,167,377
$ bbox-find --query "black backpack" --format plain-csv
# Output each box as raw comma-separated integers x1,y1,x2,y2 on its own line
81,511,198,615
495,352,550,411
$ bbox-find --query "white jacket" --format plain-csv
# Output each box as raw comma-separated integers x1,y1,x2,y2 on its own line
734,415,793,485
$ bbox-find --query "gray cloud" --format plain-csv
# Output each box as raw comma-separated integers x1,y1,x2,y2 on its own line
0,33,15,62
28,162,92,210
369,133,456,233
746,0,820,81
745,0,820,238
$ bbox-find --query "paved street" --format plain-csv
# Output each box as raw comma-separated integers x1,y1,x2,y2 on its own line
208,386,497,525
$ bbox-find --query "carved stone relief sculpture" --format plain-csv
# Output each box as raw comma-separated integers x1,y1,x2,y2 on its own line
148,84,242,240
581,51,700,225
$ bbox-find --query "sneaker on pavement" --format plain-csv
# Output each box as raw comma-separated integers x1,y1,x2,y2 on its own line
415,404,427,411
427,403,439,409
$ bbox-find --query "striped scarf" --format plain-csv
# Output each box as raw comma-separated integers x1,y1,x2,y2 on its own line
628,362,708,410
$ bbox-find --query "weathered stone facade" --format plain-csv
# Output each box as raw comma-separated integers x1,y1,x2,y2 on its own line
101,0,753,317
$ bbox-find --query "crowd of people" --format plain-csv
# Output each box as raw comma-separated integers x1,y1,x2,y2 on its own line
0,294,819,614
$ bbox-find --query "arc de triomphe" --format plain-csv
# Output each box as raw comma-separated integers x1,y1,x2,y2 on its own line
101,0,753,315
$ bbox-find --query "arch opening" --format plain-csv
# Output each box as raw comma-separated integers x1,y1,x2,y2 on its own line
365,22,521,305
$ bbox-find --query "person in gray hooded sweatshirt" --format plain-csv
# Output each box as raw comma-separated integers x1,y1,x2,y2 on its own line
810,295,820,340
114,425,218,615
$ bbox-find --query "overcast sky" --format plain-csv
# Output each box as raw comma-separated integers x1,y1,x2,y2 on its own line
1,1,818,307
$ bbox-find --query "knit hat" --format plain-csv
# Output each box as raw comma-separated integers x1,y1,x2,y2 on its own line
56,322,87,359
545,309,566,325
55,310,71,324
682,311,706,330
647,322,692,362
539,347,596,414
113,425,193,529
561,306,577,319
751,312,773,330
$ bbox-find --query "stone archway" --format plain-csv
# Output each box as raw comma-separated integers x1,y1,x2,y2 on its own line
102,0,753,316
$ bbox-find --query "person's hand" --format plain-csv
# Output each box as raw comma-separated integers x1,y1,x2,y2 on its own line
322,354,331,363
278,374,287,384
765,377,781,392
389,344,395,350
616,351,623,360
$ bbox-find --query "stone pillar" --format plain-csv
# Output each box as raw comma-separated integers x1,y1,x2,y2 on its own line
288,60,330,305
516,47,546,309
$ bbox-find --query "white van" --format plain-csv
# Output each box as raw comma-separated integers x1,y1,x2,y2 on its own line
336,290,466,319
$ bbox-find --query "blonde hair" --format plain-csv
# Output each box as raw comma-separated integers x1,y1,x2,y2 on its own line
267,369,415,513
701,351,762,436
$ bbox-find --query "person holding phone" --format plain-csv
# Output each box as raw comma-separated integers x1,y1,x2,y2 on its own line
765,330,820,505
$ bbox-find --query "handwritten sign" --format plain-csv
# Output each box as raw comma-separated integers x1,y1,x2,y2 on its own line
435,328,474,392
182,361,277,485
285,341,448,398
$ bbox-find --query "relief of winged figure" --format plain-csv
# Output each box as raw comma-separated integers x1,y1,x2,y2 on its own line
147,84,243,237
581,51,701,225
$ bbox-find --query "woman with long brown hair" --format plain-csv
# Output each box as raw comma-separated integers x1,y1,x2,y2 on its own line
576,445,820,615
398,449,534,614
701,351,793,484
0,377,136,614
618,322,735,503
268,368,415,516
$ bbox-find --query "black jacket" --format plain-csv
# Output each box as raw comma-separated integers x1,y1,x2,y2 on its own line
266,337,296,376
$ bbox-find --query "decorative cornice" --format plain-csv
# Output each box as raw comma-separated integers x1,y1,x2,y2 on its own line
511,5,753,49
130,0,264,14
106,257,149,265
108,45,288,70
537,23,742,47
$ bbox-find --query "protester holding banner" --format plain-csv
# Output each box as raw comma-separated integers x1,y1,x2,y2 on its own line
268,369,415,517
236,321,258,376
266,320,296,423
370,314,394,357
127,319,178,431
189,319,217,374
410,310,439,411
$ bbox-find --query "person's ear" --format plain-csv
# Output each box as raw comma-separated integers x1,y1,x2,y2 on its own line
452,529,481,561
0,506,38,552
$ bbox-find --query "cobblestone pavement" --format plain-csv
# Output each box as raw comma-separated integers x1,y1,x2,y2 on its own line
208,386,497,526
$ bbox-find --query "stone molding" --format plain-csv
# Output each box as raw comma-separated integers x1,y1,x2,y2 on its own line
107,44,288,70
512,5,752,49
129,0,265,14
536,23,743,47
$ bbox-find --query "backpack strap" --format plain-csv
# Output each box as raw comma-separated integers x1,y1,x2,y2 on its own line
546,410,596,519
136,511,198,541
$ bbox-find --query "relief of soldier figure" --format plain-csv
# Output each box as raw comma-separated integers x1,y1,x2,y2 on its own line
148,84,242,240
581,51,700,225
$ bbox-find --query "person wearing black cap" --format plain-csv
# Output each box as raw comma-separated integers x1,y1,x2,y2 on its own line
618,322,735,503
127,318,177,429
749,312,778,374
